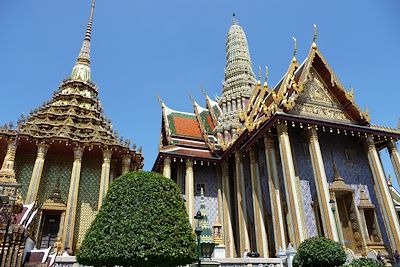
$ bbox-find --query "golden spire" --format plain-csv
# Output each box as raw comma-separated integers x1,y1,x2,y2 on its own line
312,24,318,49
71,0,96,82
264,66,269,87
77,0,95,65
292,37,298,63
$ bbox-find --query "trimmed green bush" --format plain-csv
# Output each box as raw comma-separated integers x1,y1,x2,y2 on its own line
77,171,197,267
346,258,384,267
293,237,346,267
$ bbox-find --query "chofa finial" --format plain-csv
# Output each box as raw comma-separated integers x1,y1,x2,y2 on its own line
312,24,318,49
264,66,269,87
292,37,298,63
157,95,164,106
257,66,262,84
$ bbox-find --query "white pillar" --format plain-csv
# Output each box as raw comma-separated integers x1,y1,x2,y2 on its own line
185,159,195,226
62,146,84,251
307,128,338,241
277,123,307,247
98,149,112,208
221,162,235,257
163,157,171,178
388,141,400,187
249,148,269,257
264,135,286,253
25,143,49,204
121,154,131,175
365,136,400,250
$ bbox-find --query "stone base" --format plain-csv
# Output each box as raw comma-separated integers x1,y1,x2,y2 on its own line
192,259,221,267
213,245,226,259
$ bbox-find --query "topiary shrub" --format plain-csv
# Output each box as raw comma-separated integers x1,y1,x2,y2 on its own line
293,236,346,267
77,171,197,267
346,258,385,267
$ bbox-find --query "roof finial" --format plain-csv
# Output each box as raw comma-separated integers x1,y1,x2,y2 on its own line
157,95,164,106
232,13,238,25
189,93,196,104
312,24,318,49
77,0,96,64
71,0,96,82
264,66,269,87
257,66,262,85
292,37,298,63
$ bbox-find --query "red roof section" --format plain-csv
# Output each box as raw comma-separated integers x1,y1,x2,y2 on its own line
173,116,202,138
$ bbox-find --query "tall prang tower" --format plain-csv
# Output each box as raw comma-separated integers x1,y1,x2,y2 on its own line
0,0,143,253
216,15,257,144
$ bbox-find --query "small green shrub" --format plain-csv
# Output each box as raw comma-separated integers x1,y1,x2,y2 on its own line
347,258,384,267
77,171,197,267
293,237,346,267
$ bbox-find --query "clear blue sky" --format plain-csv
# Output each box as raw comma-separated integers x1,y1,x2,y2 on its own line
1,1,399,188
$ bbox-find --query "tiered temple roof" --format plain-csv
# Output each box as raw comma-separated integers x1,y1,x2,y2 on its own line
153,22,400,170
0,0,142,164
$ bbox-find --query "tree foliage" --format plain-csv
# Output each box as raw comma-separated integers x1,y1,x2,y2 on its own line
293,237,346,267
346,258,385,267
77,171,197,267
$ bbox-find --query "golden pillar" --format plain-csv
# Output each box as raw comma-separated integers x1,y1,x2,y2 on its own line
121,154,131,175
62,146,84,250
0,140,17,184
185,159,195,226
25,143,49,204
98,149,112,208
388,141,400,187
221,162,235,257
163,157,171,178
264,135,286,253
307,128,338,241
234,151,250,254
249,148,269,257
365,136,400,250
277,123,307,247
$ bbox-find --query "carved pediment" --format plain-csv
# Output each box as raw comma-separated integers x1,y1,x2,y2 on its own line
290,68,352,122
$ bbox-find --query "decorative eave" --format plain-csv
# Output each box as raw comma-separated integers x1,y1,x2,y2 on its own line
192,100,219,152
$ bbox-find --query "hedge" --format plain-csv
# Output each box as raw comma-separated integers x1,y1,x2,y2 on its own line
77,171,197,267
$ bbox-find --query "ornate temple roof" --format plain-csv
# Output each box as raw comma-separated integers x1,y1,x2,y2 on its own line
0,0,140,157
153,23,400,171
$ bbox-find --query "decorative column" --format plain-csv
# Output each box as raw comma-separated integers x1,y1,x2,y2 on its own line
62,146,84,250
388,141,400,186
185,159,195,226
365,136,400,250
163,157,171,178
98,149,112,208
307,128,338,241
249,148,269,257
264,135,286,254
234,151,250,255
25,143,49,204
221,162,235,257
121,154,131,175
276,123,306,248
0,140,17,183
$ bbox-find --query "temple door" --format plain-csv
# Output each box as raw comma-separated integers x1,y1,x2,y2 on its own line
336,196,355,251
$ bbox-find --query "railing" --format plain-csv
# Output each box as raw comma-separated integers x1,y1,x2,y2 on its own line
54,256,286,267
218,258,285,267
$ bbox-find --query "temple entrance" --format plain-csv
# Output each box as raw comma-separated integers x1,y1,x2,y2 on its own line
39,213,61,249
336,194,355,251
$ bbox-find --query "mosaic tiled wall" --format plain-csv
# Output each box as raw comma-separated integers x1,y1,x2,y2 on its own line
14,152,36,199
194,165,218,227
73,156,101,248
242,154,256,250
37,153,73,205
289,128,318,237
318,132,390,248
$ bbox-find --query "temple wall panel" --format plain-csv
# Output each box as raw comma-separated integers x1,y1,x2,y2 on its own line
318,132,390,248
37,153,73,204
242,154,256,250
258,148,271,216
193,165,218,226
73,156,101,249
289,128,318,237
15,152,36,199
